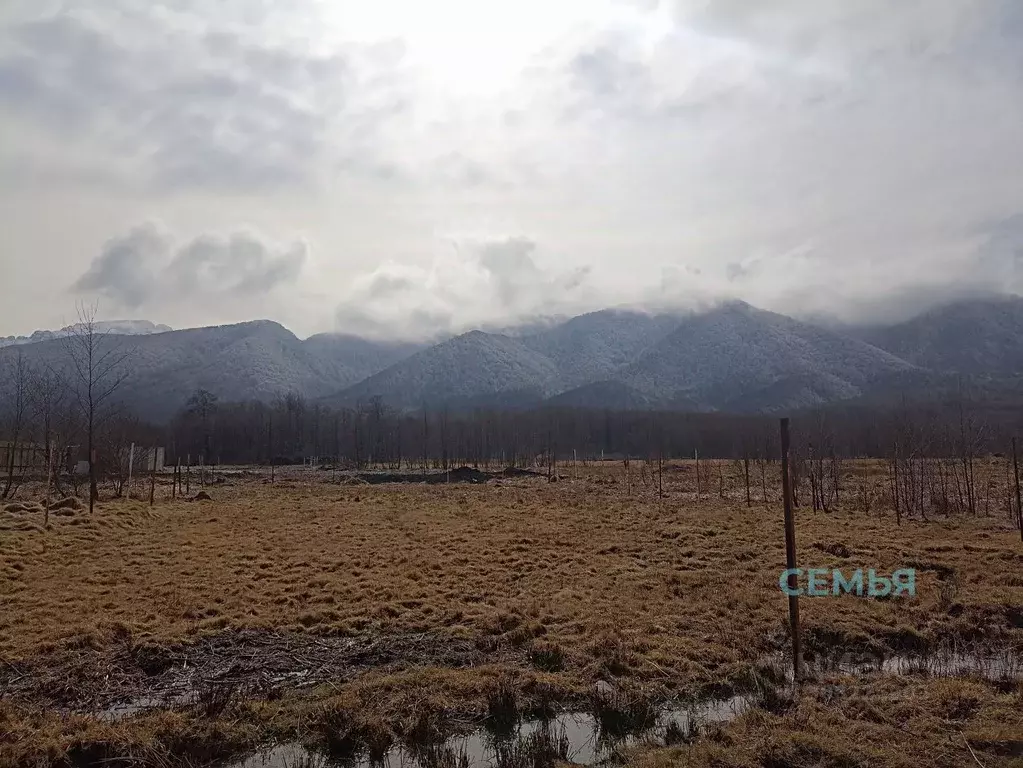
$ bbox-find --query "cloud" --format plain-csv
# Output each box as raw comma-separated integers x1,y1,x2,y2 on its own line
73,222,307,309
643,219,1023,326
72,224,173,309
0,6,407,192
4,0,1023,338
976,215,1023,289
334,235,593,340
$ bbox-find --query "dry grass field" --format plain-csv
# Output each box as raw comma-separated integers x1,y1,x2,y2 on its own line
1,460,1021,767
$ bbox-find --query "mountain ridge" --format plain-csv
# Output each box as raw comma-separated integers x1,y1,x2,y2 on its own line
3,296,1023,421
0,319,173,348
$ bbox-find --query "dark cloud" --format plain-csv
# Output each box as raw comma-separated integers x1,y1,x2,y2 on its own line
72,223,172,308
975,215,1023,291
364,273,419,299
556,0,1023,131
0,9,401,192
725,262,746,282
669,0,1021,79
73,223,307,308
561,38,665,123
476,236,541,305
570,44,648,101
166,233,306,295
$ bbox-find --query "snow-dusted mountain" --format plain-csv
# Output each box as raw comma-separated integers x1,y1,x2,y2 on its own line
5,297,1023,421
852,295,1023,377
0,319,172,347
0,321,423,422
325,301,925,413
520,309,683,389
613,301,917,410
335,330,563,410
327,297,1023,414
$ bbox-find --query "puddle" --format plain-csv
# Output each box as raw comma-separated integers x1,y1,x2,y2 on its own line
808,649,1022,682
226,695,752,768
96,696,167,722
90,648,1020,729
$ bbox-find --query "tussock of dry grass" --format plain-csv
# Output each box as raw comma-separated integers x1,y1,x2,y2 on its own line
628,676,1023,768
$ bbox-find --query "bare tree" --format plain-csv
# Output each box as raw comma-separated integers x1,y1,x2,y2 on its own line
62,303,133,514
28,363,67,467
27,362,70,501
103,413,142,498
0,351,31,499
186,388,218,464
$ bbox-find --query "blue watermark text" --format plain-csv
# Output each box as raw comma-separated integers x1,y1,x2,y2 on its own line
779,568,915,597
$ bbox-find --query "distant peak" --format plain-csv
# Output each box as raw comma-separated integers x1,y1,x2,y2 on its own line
244,319,285,328
0,318,172,347
716,299,756,313
201,319,286,332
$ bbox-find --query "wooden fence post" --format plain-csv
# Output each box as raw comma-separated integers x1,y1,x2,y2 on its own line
1013,437,1022,543
126,442,135,500
45,443,53,528
149,447,156,507
780,417,802,681
695,449,701,500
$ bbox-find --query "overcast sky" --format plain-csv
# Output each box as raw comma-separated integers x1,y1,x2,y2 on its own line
1,0,1021,339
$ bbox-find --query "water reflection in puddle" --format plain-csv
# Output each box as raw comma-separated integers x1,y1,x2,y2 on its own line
95,649,1020,731
227,695,752,768
810,649,1022,682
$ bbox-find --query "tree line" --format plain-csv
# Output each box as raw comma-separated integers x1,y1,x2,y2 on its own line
160,385,1023,473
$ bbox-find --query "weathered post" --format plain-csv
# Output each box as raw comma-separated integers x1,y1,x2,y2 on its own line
186,454,191,495
1013,437,1022,543
695,449,701,500
149,446,156,506
90,448,98,509
780,417,802,681
744,450,751,507
126,442,135,500
44,444,54,528
657,448,663,497
268,417,275,485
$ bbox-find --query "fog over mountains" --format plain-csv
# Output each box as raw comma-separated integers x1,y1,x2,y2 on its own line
3,296,1023,423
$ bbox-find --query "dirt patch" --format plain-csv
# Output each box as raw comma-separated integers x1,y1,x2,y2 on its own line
498,467,544,478
3,501,44,514
353,466,497,485
1,628,526,714
49,496,84,512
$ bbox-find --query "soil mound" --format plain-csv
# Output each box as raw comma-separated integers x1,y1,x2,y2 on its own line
353,466,493,485
49,496,84,512
3,501,44,514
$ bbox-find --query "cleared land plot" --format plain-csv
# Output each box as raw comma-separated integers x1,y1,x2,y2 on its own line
1,461,1021,767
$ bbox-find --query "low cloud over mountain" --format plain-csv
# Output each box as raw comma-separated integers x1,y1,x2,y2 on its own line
333,235,593,340
72,222,307,310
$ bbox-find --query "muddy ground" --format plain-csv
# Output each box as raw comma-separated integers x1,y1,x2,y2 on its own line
1,628,525,716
